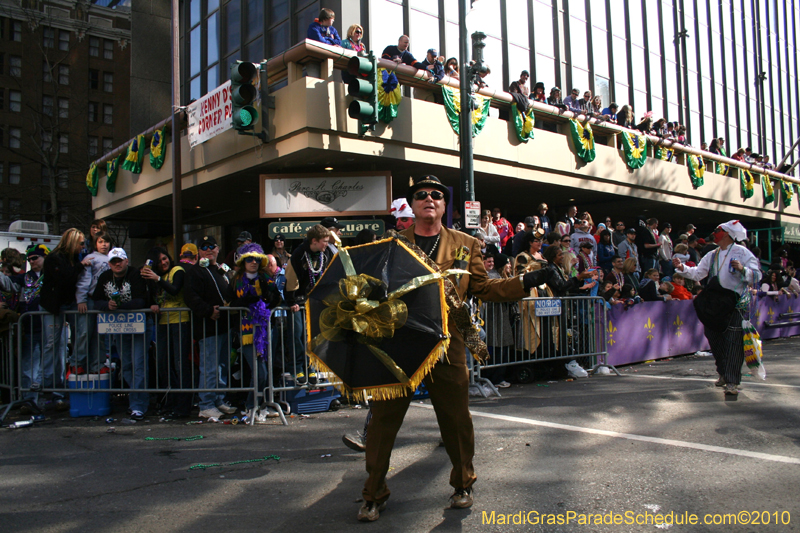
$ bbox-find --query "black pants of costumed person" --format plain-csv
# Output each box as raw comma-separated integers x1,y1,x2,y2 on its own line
703,310,746,385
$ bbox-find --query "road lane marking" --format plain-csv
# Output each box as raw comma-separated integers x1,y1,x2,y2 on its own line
625,373,800,389
410,404,800,465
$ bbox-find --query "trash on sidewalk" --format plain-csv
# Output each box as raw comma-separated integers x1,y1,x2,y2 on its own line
694,351,712,356
565,360,589,378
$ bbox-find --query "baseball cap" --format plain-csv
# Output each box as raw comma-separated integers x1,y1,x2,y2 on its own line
236,231,252,243
274,233,286,241
524,216,537,228
180,243,197,257
320,217,345,230
108,248,127,262
625,227,637,235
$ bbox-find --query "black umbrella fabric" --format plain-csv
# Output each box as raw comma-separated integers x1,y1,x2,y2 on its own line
305,238,466,401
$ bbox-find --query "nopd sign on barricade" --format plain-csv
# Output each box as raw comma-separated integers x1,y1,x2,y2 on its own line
97,312,146,334
534,299,562,317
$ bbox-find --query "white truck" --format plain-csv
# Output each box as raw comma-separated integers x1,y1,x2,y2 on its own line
0,221,62,256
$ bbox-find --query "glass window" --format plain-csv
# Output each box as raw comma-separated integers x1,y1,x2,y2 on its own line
468,0,500,38
711,32,722,79
43,62,52,83
508,44,530,86
614,81,628,105
591,0,607,30
42,131,52,151
88,101,98,122
628,0,644,46
594,75,610,108
103,72,113,92
697,24,709,70
190,25,201,76
410,9,440,61
10,128,21,149
209,0,219,12
103,104,113,125
646,3,662,54
226,0,241,55
651,95,663,117
569,18,588,70
572,68,589,95
89,69,98,89
444,21,459,61
648,52,662,99
58,98,68,119
687,71,699,109
9,55,20,77
43,27,54,48
104,39,114,60
43,95,54,116
533,1,554,57
206,64,219,90
633,89,647,118
246,0,263,41
609,0,626,38
684,30,697,72
59,135,68,154
9,90,21,112
662,2,676,63
612,35,628,86
208,12,219,65
444,0,458,22
268,21,289,57
270,0,289,22
10,164,21,185
59,30,69,51
191,0,201,27
664,59,678,106
592,30,609,78
714,81,725,122
483,35,503,88
506,0,529,47
88,136,98,157
535,53,555,86
371,1,404,56
569,0,585,21
245,36,262,63
102,137,113,153
689,110,701,145
410,0,436,14
630,45,646,91
90,36,100,57
295,2,319,46
12,21,22,41
190,76,202,100
59,65,68,85
58,168,69,189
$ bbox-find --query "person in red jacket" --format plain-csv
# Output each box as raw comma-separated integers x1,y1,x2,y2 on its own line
669,273,693,300
491,207,514,248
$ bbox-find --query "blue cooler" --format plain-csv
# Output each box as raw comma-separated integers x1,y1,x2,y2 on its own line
285,386,341,414
68,373,111,417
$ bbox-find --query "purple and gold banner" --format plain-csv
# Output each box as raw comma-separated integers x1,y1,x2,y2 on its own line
606,300,709,366
750,293,800,340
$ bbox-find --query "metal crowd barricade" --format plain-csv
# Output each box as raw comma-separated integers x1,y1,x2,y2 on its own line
473,295,619,395
0,326,15,404
5,307,267,425
266,305,342,426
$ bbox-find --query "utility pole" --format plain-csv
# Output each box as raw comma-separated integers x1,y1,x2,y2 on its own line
171,0,183,261
458,0,488,236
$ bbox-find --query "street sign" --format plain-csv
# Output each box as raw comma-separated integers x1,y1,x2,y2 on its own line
97,312,146,334
268,220,385,240
534,299,562,317
464,201,481,229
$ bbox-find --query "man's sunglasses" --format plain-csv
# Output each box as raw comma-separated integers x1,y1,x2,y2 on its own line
354,29,362,34
413,190,445,201
200,245,217,251
243,256,260,263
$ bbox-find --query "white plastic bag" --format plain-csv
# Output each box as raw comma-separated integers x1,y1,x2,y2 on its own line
565,360,589,378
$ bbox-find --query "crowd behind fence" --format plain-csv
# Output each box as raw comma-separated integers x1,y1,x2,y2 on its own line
1,296,614,425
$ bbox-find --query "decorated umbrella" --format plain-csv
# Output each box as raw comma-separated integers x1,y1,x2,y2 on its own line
305,237,467,401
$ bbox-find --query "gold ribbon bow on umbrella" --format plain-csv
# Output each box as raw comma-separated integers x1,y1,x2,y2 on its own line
310,247,468,386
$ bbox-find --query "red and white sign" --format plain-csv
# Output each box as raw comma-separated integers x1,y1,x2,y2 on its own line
187,81,233,148
464,201,481,229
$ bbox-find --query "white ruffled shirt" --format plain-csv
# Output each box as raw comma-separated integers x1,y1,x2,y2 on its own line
678,243,761,296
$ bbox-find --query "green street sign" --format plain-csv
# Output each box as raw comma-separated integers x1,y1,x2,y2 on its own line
268,220,385,240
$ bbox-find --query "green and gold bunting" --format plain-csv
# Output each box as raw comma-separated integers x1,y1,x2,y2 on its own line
512,103,535,143
655,146,674,162
688,155,705,188
716,147,729,175
620,132,647,169
149,127,166,170
568,119,596,162
782,179,794,207
86,163,99,197
762,175,775,203
121,134,145,174
441,85,491,137
377,68,402,123
740,168,755,199
106,155,121,193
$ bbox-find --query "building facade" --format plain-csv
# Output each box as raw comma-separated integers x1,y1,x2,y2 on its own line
0,0,130,233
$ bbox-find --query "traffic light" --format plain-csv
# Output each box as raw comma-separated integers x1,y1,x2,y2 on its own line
347,52,378,135
230,61,259,132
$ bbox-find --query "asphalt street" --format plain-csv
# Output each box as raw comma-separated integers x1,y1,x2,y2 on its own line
3,338,800,532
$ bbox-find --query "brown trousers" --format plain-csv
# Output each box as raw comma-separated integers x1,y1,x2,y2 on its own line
362,360,477,503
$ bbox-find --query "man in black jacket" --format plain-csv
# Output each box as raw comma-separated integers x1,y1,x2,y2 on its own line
93,248,151,420
183,236,237,419
283,224,332,384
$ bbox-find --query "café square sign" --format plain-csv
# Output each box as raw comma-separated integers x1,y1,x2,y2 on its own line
260,172,391,218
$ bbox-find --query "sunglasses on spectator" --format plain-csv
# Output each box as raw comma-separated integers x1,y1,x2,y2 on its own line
561,238,570,243
200,245,217,251
413,190,445,201
355,29,362,34
243,257,260,263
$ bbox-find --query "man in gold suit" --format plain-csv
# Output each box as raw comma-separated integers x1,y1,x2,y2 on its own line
358,176,549,521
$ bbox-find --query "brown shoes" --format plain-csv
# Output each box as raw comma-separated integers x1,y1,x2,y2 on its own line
357,501,386,522
448,488,473,509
